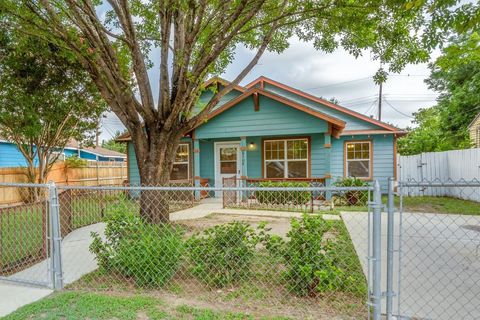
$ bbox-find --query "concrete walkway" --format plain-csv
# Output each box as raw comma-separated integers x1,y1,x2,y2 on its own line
0,222,105,317
342,211,480,320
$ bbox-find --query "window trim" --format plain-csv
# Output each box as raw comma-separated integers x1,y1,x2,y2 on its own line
343,140,373,180
171,143,190,181
262,137,311,179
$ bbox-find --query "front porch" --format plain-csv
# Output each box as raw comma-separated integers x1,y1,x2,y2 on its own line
192,133,334,191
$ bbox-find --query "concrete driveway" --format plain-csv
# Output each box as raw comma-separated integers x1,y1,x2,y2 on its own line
342,211,480,320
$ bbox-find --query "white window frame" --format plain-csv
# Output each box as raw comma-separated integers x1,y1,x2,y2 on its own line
345,140,372,179
263,138,309,178
171,143,190,180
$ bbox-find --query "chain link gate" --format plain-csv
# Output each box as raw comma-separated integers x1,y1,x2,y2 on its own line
0,182,63,289
388,179,480,320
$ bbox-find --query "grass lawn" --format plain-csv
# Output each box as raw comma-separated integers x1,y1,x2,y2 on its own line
0,204,45,272
336,195,480,215
3,291,289,320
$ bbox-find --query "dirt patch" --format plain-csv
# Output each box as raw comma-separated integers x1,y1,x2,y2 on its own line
176,213,294,238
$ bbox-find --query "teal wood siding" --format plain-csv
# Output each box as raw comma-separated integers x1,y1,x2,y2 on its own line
0,142,29,168
263,83,381,131
195,95,329,139
311,133,327,177
194,87,243,115
199,140,215,185
331,134,394,192
127,142,140,185
246,137,262,178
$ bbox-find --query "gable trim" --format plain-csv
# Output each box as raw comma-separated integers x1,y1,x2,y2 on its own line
196,87,346,137
246,76,401,132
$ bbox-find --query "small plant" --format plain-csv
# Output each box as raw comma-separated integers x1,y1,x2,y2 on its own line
263,214,355,297
255,181,311,205
90,206,184,287
333,177,369,206
64,155,87,168
186,221,259,288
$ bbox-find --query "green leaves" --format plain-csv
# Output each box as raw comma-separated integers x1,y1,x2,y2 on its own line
398,32,480,155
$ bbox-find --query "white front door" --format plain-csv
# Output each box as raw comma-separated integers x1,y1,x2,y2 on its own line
214,142,241,197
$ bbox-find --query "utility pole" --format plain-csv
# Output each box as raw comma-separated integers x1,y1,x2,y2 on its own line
378,82,383,121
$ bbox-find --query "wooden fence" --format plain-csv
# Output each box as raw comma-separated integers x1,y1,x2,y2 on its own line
0,161,127,205
397,148,480,201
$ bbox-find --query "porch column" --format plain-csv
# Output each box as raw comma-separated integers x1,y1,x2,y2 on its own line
324,133,332,200
240,137,248,181
193,139,201,199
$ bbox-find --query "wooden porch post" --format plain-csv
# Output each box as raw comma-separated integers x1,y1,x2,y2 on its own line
324,133,333,201
240,137,248,201
193,139,201,200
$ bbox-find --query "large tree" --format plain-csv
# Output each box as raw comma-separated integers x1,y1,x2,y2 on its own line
2,0,476,221
398,31,480,155
0,26,105,201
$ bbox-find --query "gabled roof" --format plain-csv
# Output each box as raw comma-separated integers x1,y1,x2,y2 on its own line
196,87,346,137
468,112,480,129
202,76,246,93
117,75,405,141
65,140,126,158
246,76,402,133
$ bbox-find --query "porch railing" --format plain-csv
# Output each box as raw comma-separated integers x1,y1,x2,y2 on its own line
222,176,328,212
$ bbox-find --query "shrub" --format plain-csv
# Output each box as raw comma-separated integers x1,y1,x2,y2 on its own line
186,221,259,288
65,155,87,168
263,214,354,297
255,181,310,205
332,177,369,206
90,206,184,287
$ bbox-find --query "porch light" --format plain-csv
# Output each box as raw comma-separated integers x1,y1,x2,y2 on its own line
248,142,256,150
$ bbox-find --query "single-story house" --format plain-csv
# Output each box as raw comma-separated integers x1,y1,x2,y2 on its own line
468,113,480,148
118,76,404,193
0,139,126,168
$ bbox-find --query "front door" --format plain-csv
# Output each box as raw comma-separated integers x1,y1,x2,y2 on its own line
214,142,241,197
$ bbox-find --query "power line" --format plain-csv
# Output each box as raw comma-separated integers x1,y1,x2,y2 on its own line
383,99,414,119
306,76,373,90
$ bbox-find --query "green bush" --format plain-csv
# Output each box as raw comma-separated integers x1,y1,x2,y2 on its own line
255,181,311,205
332,177,369,206
186,221,259,288
263,215,355,297
90,205,184,287
64,155,87,168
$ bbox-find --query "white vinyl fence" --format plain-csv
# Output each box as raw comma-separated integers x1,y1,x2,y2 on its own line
397,148,480,201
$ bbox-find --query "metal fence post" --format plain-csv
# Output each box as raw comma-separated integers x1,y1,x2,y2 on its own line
48,181,64,290
386,177,395,320
372,180,382,320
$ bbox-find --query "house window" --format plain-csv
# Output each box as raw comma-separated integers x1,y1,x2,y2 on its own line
345,141,372,179
264,138,308,178
170,143,189,180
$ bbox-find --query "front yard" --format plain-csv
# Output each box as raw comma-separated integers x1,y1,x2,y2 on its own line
3,291,288,320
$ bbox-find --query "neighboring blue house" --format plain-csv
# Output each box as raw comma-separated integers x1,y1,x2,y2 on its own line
118,76,404,192
0,139,126,168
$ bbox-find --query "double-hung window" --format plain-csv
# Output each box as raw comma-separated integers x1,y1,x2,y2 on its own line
345,141,371,179
264,138,308,178
170,143,190,180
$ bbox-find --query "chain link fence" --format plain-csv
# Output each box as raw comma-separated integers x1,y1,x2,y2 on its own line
393,179,480,320
0,182,375,319
4,179,479,319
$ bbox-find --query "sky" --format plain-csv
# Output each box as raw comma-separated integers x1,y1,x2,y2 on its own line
99,37,440,142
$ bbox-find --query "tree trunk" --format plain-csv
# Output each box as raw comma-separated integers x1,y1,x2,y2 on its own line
134,129,182,224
